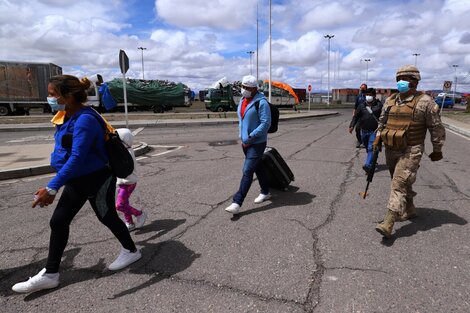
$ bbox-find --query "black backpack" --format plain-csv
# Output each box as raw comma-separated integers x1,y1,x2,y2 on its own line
254,99,279,133
87,111,135,178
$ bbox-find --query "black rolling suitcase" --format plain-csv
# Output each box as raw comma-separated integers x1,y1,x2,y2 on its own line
261,147,294,189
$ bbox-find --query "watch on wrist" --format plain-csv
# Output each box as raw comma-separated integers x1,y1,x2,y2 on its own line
46,187,57,196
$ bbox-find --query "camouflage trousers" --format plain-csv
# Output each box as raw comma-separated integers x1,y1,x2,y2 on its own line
385,144,424,214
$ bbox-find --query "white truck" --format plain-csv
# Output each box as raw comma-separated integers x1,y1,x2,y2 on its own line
0,61,62,115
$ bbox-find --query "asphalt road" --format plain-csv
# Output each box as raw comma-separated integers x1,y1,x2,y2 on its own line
1,110,469,312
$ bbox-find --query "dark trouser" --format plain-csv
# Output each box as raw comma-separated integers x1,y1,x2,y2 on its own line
233,142,269,206
46,167,136,273
355,125,361,143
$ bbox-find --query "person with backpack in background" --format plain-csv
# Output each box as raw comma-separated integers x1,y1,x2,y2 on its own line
353,83,368,147
225,75,272,215
115,128,147,231
349,88,383,174
12,75,141,294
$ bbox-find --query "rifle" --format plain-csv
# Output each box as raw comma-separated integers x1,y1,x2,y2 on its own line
360,137,381,199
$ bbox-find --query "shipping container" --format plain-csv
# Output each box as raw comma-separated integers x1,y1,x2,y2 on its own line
0,61,62,115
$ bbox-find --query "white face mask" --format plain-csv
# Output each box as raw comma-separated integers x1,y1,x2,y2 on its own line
365,95,374,103
241,88,252,98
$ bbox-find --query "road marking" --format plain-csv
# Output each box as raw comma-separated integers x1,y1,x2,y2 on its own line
7,135,54,143
132,127,144,136
447,129,470,141
136,145,184,160
150,145,184,156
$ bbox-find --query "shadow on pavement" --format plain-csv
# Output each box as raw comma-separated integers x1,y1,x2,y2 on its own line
109,218,200,299
381,207,468,246
110,240,200,299
231,185,316,221
2,218,199,300
0,248,111,299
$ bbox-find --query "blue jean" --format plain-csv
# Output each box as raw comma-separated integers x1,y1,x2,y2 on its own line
361,129,376,168
233,142,269,206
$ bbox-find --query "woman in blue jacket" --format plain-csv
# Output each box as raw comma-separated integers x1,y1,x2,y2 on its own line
12,75,141,294
225,75,272,214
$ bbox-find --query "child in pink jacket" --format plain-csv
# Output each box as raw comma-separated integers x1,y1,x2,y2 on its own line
115,128,147,231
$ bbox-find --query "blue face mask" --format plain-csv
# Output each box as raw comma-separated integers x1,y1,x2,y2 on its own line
396,80,410,93
47,97,65,111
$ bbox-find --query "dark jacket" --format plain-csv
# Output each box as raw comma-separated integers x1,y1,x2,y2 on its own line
350,99,383,131
355,93,366,110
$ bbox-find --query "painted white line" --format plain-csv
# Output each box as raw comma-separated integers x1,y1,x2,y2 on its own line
136,156,148,160
132,127,145,136
447,129,470,141
150,145,184,157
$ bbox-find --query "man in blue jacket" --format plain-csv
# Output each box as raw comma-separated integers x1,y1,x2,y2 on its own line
225,75,272,214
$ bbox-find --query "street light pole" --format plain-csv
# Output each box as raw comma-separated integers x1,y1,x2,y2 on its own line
360,58,363,83
256,1,259,81
247,51,254,75
412,53,420,67
324,34,334,106
137,47,147,80
364,58,370,84
268,0,272,102
452,64,458,102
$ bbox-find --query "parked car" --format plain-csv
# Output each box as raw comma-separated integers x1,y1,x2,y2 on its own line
434,96,454,108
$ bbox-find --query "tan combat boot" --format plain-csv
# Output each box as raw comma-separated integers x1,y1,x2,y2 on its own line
398,203,417,221
375,210,398,238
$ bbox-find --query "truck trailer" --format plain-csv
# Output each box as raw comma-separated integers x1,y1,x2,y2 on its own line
0,61,62,115
88,76,192,113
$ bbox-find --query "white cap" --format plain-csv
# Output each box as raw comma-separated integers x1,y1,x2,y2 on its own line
242,75,258,88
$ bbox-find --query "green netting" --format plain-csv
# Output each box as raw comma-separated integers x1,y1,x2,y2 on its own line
106,78,188,106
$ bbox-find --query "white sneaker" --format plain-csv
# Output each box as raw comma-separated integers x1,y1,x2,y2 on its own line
12,268,59,293
254,193,271,204
224,203,241,214
134,211,147,229
108,248,142,271
125,222,136,231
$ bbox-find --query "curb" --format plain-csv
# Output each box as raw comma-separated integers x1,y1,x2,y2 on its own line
442,122,470,138
0,142,151,181
0,111,338,132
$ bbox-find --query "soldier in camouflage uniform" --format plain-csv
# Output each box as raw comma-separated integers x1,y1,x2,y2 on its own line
373,65,446,238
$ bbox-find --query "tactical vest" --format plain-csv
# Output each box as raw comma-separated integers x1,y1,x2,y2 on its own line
380,93,427,149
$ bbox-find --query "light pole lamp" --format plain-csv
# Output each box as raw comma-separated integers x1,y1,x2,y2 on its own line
412,53,420,67
324,34,334,106
452,64,458,102
247,51,254,75
364,58,370,84
137,46,147,80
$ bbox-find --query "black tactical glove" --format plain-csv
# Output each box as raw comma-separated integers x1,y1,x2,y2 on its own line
429,151,443,162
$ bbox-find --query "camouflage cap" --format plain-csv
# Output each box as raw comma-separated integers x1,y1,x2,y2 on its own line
396,65,421,81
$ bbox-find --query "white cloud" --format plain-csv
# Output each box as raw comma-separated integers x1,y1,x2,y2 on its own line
0,0,469,92
155,0,257,30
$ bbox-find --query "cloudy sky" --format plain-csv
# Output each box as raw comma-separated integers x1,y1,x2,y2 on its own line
1,0,470,92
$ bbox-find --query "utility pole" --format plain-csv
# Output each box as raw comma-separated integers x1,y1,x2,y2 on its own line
256,1,259,82
452,64,458,103
268,0,272,102
137,47,147,80
247,51,255,75
324,34,334,106
364,58,370,84
412,53,420,67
